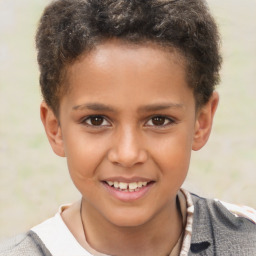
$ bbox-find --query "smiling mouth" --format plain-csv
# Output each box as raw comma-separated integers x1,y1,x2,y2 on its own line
104,181,153,192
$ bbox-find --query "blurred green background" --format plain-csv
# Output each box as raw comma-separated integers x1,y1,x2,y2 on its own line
0,0,255,240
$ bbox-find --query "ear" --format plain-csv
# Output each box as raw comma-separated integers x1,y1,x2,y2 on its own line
192,91,219,151
40,101,65,157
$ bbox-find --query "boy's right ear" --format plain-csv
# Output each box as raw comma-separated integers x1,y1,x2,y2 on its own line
40,101,65,157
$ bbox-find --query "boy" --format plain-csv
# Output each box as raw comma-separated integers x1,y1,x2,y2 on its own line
1,0,256,255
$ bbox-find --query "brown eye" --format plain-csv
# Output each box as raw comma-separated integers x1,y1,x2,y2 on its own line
151,116,166,126
84,116,110,126
145,116,174,127
90,116,104,126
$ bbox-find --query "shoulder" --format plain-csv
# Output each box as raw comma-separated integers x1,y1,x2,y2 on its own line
190,193,256,255
191,193,256,227
0,231,52,256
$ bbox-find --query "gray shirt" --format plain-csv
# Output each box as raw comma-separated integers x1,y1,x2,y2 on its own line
1,194,256,256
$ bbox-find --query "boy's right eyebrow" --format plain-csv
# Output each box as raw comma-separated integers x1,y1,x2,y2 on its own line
72,103,115,112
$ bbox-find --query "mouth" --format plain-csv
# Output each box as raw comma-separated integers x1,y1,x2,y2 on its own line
104,181,151,192
102,179,155,201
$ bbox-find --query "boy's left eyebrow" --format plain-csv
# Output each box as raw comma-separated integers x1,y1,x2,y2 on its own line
138,103,184,112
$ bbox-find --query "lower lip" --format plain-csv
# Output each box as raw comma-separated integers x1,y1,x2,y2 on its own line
102,182,154,202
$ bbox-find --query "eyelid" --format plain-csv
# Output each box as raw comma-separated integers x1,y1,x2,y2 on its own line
144,115,176,127
81,115,111,127
80,114,176,128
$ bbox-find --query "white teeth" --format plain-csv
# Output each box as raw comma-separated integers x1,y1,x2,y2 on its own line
106,181,114,186
128,182,138,190
137,182,143,188
119,182,128,189
106,181,149,191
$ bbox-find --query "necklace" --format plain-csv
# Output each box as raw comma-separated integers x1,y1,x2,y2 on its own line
79,196,184,255
80,199,87,241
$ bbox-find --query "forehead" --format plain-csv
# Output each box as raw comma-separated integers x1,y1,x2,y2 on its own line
61,40,194,112
66,40,186,81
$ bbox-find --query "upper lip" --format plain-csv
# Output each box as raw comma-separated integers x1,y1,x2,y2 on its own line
102,176,154,183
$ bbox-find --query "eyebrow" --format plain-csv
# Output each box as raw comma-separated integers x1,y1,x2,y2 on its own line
72,103,115,112
138,103,184,112
72,102,184,112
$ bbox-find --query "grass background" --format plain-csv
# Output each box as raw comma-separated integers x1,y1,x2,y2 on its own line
0,0,255,240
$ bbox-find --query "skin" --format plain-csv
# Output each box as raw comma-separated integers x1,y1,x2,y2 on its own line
41,40,218,256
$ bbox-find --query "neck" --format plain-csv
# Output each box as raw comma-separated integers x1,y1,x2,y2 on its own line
81,198,183,256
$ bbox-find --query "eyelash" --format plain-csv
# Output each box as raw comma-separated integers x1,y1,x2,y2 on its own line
145,115,176,128
81,115,111,127
81,115,176,128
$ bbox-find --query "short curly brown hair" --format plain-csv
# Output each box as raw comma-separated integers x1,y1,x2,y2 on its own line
36,0,222,116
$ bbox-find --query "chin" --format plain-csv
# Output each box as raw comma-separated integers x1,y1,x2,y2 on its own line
104,209,153,228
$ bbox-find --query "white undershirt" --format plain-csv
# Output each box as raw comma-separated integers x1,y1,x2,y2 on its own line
32,206,93,256
31,191,189,256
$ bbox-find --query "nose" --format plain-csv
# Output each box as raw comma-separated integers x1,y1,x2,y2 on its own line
108,127,148,168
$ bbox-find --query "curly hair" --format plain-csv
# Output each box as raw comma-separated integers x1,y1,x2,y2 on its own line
36,0,222,116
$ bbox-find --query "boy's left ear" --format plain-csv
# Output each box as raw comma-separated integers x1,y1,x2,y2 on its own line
192,91,219,151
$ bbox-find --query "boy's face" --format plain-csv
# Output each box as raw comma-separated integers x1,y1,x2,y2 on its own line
42,40,217,228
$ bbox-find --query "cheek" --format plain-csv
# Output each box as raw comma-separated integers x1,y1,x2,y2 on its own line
63,131,108,181
149,129,193,176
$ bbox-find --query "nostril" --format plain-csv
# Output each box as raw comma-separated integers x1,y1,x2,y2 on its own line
107,130,148,167
107,147,148,168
